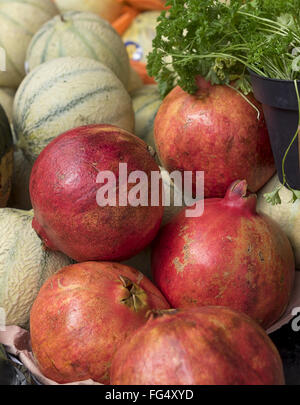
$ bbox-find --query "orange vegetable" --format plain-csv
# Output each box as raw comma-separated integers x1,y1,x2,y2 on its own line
124,0,167,11
130,60,156,85
112,5,139,35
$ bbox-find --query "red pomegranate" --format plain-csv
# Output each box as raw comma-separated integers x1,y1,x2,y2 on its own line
154,78,275,198
30,124,163,262
30,261,170,384
152,180,295,329
110,306,285,385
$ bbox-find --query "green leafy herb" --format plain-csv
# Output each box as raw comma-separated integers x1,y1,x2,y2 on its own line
264,184,300,205
289,188,300,203
264,186,282,205
147,0,300,97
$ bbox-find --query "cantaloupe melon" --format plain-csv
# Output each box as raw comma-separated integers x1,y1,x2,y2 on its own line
0,208,72,328
13,56,134,163
132,85,161,152
0,88,15,123
53,0,123,23
0,104,13,207
122,11,160,64
26,11,130,88
257,175,300,270
0,0,58,88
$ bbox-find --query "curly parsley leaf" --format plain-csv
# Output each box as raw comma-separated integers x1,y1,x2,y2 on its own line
147,0,300,97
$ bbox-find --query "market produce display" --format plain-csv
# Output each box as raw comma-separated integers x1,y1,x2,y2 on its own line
0,0,299,387
30,261,170,384
110,307,285,385
0,208,72,328
152,180,295,329
0,105,13,208
13,57,134,163
30,124,163,262
26,11,130,88
0,0,58,88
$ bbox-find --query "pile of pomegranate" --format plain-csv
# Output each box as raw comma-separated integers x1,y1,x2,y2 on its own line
29,78,296,386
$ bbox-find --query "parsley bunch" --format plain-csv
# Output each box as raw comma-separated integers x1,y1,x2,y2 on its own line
147,0,300,97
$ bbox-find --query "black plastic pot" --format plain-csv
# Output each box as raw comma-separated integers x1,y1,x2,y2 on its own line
249,70,300,190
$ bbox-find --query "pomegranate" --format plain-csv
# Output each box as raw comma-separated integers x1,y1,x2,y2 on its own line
30,261,170,384
110,306,285,385
154,78,275,198
152,180,295,329
30,124,163,262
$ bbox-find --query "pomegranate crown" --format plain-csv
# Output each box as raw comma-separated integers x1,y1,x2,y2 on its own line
223,180,257,213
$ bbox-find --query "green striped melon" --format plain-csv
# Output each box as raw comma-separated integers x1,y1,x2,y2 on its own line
13,56,134,163
54,0,123,23
0,104,13,207
0,87,15,122
0,208,72,328
122,11,160,64
26,11,130,88
127,67,143,95
132,85,161,153
0,0,58,88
